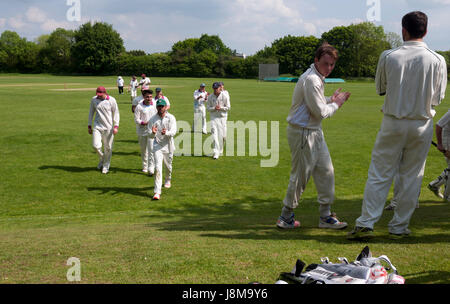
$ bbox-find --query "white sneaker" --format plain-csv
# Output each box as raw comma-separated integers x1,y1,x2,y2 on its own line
142,168,148,173
148,167,155,176
97,161,103,170
164,181,171,188
152,193,160,200
319,213,348,229
102,167,109,174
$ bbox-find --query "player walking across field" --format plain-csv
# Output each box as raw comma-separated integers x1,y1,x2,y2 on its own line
149,99,177,200
193,83,209,134
276,43,351,230
348,11,447,240
154,87,171,111
134,90,157,175
129,75,139,102
207,82,230,159
427,109,450,202
88,86,120,174
117,76,124,95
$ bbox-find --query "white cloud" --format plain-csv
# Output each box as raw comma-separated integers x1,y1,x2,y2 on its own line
0,18,6,28
25,7,47,23
8,16,27,30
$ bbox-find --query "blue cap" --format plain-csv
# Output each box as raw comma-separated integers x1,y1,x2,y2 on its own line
212,82,220,89
200,83,206,87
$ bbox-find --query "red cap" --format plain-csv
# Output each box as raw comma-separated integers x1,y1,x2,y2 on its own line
141,74,146,77
96,86,107,94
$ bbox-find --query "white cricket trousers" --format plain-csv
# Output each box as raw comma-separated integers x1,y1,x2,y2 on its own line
283,125,335,209
193,105,207,133
211,116,227,157
138,135,155,172
92,128,114,170
356,115,433,234
153,147,173,195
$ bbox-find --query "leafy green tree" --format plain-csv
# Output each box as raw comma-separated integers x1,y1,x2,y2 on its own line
194,34,231,55
38,28,75,73
271,35,320,75
71,22,124,74
0,31,39,72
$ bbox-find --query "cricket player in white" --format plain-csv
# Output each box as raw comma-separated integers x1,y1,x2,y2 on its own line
149,99,177,200
193,83,208,134
348,11,447,240
207,82,230,159
139,74,151,91
134,90,157,174
88,86,120,174
276,43,351,230
129,75,139,102
427,109,450,201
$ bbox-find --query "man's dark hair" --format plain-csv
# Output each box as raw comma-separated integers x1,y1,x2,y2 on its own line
402,11,428,39
315,42,339,61
142,89,153,95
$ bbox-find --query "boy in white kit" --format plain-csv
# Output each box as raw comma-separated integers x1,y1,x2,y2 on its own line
193,83,208,134
149,99,177,200
207,82,230,159
276,43,351,230
427,109,450,201
88,86,120,174
134,90,157,175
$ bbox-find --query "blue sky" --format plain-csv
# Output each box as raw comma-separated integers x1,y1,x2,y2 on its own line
1,0,449,55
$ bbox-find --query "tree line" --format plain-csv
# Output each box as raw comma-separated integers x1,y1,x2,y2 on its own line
1,21,449,79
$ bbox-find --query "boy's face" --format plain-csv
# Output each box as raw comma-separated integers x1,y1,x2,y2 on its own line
314,54,336,77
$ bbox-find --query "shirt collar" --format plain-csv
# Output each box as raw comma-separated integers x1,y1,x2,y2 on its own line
310,63,325,82
403,40,427,47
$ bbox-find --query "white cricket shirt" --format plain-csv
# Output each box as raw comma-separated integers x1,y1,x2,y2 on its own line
287,63,338,130
376,41,447,120
88,95,120,131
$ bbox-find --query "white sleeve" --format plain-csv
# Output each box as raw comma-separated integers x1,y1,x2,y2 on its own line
112,99,120,127
166,116,177,137
435,56,448,105
134,105,143,125
88,99,95,126
304,80,338,119
437,110,450,128
375,51,387,96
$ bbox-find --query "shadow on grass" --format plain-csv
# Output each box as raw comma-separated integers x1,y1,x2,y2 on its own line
115,139,138,144
87,186,154,198
140,196,450,245
403,270,450,284
38,165,146,176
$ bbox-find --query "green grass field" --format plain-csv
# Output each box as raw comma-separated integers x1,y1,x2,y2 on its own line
0,74,449,284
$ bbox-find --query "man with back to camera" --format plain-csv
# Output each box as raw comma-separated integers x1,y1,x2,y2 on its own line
347,11,447,240
88,86,120,174
276,43,351,230
193,83,209,134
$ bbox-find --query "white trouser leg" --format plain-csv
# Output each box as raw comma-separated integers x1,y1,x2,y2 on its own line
154,149,164,195
163,152,173,183
193,109,202,133
283,126,334,209
211,118,221,157
101,129,114,170
148,138,155,173
138,135,149,170
201,106,207,133
388,119,432,233
92,129,104,163
356,116,432,232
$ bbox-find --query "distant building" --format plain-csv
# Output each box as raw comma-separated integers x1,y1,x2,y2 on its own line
234,53,246,59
